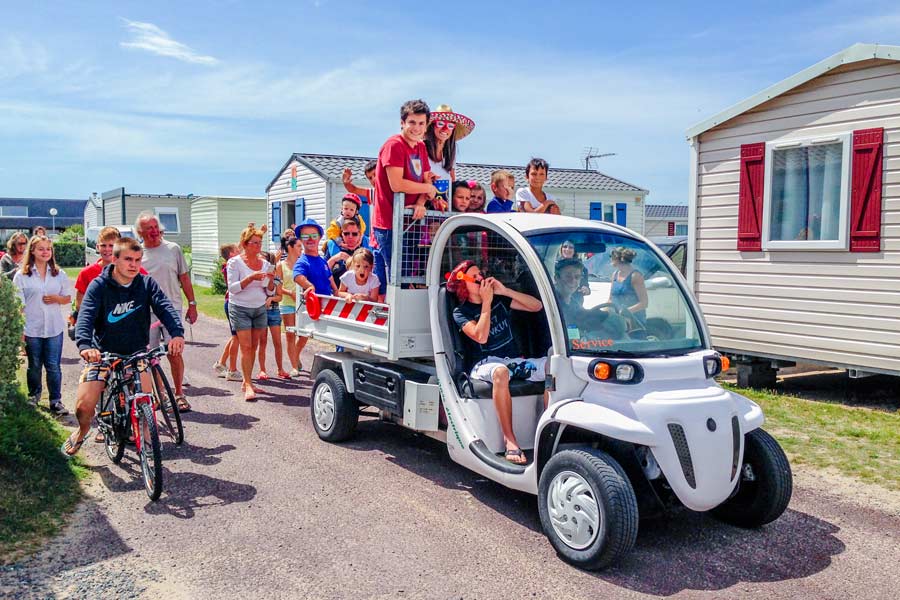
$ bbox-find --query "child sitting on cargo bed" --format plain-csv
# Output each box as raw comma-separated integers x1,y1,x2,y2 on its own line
338,248,380,302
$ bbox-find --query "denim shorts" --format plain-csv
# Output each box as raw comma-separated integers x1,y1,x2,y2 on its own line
228,303,267,331
266,306,282,327
224,301,237,335
279,303,295,316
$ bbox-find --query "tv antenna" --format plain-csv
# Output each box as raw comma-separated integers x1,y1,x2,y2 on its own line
583,147,616,171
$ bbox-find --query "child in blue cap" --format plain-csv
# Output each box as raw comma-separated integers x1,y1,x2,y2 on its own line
292,218,337,297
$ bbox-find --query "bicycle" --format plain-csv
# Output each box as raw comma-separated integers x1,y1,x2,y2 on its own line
95,344,168,501
147,321,184,445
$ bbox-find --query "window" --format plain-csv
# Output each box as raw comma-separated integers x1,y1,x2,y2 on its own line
0,206,28,217
762,134,851,250
155,208,180,234
604,205,615,222
675,223,688,236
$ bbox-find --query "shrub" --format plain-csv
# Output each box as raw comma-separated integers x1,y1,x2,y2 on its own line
210,258,227,295
0,276,23,399
57,225,84,242
52,241,85,267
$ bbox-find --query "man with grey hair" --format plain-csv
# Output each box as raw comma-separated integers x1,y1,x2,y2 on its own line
136,211,197,412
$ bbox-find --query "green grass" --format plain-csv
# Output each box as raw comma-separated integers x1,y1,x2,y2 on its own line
725,383,900,491
0,386,88,563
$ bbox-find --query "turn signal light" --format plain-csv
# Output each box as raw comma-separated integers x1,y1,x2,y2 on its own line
593,362,611,380
721,355,731,371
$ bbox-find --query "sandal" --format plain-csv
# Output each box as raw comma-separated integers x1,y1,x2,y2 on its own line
504,448,527,465
175,394,191,413
256,371,269,381
61,431,88,457
94,431,105,443
243,386,257,402
277,370,290,379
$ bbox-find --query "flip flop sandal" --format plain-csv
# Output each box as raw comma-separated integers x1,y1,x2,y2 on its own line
175,395,191,413
94,431,105,443
61,431,88,458
504,448,527,465
277,370,291,379
256,372,269,381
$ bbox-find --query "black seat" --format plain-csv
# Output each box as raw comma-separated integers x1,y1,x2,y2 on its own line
440,285,547,399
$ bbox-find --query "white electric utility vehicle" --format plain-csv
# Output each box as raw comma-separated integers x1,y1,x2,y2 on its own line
298,204,792,570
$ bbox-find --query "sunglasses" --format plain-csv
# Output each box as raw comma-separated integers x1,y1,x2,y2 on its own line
342,231,360,237
16,242,27,246
456,271,484,284
299,233,320,241
433,120,456,132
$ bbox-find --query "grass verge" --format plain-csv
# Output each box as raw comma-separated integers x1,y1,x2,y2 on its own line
0,388,87,563
725,383,900,492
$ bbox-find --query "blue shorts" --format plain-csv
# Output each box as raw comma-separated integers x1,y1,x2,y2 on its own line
373,227,392,296
279,303,295,315
266,306,282,327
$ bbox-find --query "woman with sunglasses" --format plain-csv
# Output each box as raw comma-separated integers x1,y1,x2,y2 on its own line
325,217,369,286
2,232,28,280
424,104,476,209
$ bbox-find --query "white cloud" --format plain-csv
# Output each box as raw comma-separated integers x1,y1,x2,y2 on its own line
0,36,50,80
120,18,219,66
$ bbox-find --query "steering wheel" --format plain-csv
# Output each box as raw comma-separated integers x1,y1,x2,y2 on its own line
588,302,645,338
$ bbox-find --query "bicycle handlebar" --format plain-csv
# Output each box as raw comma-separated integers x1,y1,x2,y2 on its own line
98,343,169,366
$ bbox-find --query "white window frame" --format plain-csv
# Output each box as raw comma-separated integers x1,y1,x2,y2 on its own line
761,132,851,251
155,207,181,234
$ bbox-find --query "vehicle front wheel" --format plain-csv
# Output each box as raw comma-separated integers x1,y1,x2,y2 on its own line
538,448,639,570
311,369,358,442
712,428,792,528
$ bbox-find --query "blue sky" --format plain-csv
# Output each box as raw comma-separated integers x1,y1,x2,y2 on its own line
1,0,899,204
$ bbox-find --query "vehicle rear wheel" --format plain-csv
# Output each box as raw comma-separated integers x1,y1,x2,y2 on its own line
151,363,183,445
538,447,638,570
712,428,792,528
311,369,358,442
137,402,163,501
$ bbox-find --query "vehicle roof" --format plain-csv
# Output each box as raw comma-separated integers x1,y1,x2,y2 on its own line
648,235,687,245
467,212,639,238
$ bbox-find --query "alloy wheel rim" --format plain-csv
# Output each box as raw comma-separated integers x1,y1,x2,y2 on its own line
313,384,336,431
547,470,601,550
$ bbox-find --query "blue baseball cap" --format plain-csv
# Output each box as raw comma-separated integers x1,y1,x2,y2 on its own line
294,218,324,238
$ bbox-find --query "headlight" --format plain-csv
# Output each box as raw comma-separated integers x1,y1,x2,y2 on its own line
615,363,636,382
704,354,730,378
589,360,643,384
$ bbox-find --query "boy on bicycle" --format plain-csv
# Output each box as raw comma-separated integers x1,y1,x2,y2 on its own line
63,237,185,456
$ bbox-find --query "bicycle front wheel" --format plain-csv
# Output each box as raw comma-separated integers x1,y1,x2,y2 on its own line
137,402,163,501
151,363,183,445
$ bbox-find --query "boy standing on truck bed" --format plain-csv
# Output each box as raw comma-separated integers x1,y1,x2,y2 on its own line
372,99,438,301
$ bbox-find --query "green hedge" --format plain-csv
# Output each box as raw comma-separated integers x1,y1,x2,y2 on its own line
52,241,85,268
0,277,23,393
210,258,227,295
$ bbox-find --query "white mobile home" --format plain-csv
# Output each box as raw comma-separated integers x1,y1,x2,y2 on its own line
687,43,900,385
190,196,266,286
645,204,688,237
265,153,649,247
101,188,192,247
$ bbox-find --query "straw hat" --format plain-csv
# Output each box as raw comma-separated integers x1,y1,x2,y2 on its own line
429,104,475,140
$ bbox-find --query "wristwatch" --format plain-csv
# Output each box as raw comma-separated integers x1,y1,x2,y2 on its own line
188,301,197,306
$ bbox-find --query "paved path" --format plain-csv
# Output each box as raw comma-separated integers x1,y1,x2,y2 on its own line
3,312,900,599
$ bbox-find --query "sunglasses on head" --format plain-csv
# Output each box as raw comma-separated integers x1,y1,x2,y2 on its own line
342,231,360,237
299,233,320,241
433,120,456,131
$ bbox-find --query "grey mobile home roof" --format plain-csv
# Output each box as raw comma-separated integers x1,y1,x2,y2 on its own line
267,153,647,194
645,204,688,219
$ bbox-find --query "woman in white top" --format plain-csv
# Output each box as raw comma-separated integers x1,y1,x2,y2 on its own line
13,235,72,414
516,157,561,215
226,225,275,401
424,104,476,210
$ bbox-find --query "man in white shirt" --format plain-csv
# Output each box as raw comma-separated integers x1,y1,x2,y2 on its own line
136,211,197,412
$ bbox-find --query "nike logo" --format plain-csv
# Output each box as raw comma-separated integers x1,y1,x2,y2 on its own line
108,305,142,323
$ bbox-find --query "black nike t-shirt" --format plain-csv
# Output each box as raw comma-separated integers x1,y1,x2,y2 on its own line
453,297,520,362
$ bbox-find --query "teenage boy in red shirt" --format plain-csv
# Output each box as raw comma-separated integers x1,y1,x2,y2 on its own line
372,99,438,300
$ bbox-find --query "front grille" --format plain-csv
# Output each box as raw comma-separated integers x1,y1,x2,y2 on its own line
667,423,696,489
731,416,741,480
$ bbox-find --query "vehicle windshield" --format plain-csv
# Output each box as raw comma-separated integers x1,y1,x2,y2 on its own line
527,230,704,357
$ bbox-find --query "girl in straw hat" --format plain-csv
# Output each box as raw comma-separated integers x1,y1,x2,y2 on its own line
424,104,475,206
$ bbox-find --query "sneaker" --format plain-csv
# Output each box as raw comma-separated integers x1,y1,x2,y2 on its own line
289,368,301,379
50,402,69,416
27,393,40,406
225,370,242,382
213,362,228,377
182,374,191,387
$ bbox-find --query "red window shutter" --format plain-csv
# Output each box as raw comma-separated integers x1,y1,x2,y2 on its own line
667,221,675,236
850,128,884,252
737,143,766,251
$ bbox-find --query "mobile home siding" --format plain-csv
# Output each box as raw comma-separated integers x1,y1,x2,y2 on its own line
190,197,266,285
694,59,900,374
267,159,326,250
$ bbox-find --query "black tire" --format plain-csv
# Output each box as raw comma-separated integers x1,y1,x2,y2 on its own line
101,390,126,464
310,369,358,442
538,448,639,570
151,363,183,446
712,428,792,528
137,402,163,501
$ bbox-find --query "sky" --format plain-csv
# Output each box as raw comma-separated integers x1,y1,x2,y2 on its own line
1,0,899,205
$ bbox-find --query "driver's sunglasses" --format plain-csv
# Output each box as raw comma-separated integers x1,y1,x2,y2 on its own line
433,120,456,131
342,231,360,237
299,233,320,241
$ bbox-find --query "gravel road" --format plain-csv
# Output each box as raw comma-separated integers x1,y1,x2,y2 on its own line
3,312,899,599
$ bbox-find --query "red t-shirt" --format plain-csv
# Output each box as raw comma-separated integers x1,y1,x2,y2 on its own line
373,134,430,230
75,261,148,294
